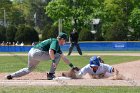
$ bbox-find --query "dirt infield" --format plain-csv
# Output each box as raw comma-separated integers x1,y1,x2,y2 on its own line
0,60,140,86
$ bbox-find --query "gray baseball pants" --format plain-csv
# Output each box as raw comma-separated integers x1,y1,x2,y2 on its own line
10,48,61,78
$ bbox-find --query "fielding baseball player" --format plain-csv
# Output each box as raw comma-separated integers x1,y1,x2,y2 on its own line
6,32,77,80
76,56,117,79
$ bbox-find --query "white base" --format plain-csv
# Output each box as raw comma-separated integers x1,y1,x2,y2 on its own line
54,77,71,80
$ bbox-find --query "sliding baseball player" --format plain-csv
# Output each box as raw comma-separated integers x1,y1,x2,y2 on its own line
62,56,120,79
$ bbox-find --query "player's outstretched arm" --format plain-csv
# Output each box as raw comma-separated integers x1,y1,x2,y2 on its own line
61,54,71,64
60,54,75,68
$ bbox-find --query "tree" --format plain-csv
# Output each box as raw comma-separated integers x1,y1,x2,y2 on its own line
9,7,26,25
12,0,35,26
104,20,128,41
15,25,39,44
46,0,98,31
0,0,13,26
129,8,140,40
13,0,52,30
79,28,93,41
6,25,17,42
0,0,12,12
42,24,58,40
0,0,26,26
0,25,6,42
103,0,134,21
102,0,135,40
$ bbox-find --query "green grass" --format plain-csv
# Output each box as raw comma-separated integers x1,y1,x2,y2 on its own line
0,55,140,72
0,86,140,93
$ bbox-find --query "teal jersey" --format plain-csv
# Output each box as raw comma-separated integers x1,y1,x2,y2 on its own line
33,38,62,54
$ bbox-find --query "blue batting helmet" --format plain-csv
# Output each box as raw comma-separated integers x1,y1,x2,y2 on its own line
89,56,100,67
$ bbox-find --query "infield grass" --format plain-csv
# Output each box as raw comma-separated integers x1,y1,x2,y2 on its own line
0,86,140,93
0,55,140,72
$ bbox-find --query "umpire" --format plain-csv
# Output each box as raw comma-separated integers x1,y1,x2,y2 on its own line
68,28,82,55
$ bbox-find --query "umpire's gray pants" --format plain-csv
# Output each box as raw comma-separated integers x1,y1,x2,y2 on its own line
10,48,61,78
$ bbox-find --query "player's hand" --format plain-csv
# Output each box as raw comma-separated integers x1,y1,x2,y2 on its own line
98,73,105,78
72,67,80,72
52,63,57,68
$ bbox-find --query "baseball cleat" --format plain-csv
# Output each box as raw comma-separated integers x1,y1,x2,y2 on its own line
6,75,13,80
47,73,55,80
97,56,104,63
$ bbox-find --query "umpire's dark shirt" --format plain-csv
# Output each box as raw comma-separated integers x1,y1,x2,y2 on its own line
70,31,78,43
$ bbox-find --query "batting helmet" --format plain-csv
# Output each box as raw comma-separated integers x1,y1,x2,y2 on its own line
89,56,100,67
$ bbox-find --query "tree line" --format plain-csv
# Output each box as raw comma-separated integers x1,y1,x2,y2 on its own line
0,0,140,43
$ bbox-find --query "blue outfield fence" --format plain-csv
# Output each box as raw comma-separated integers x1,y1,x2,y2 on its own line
62,42,140,51
0,46,32,52
0,41,140,52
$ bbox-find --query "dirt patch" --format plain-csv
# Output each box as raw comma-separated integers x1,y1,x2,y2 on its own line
0,60,140,86
113,60,140,80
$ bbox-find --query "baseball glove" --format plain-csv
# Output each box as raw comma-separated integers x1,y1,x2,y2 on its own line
62,67,80,79
72,67,80,72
